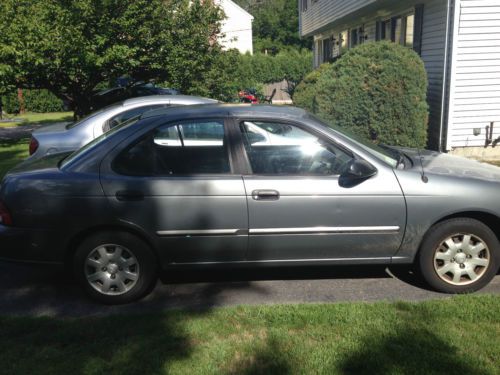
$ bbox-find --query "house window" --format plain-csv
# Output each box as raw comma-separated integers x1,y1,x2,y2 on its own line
350,28,358,48
380,14,414,47
405,14,415,47
340,30,348,49
322,38,332,63
393,17,402,44
301,0,308,12
381,20,391,40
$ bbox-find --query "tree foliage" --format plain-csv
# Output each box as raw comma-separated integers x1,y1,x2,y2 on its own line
233,0,311,53
230,49,313,98
0,0,224,115
294,42,429,148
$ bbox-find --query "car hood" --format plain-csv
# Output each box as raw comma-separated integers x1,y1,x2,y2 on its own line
397,147,500,181
33,122,72,134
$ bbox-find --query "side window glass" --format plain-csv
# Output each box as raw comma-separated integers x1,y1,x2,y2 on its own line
113,119,230,176
103,104,168,132
240,121,353,176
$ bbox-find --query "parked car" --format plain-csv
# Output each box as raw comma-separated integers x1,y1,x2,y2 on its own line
1,104,499,304
28,95,218,159
90,82,180,112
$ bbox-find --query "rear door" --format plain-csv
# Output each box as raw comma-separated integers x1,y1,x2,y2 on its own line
100,117,248,266
235,118,406,263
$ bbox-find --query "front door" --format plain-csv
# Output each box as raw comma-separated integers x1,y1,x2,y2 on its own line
100,118,248,265
237,119,406,263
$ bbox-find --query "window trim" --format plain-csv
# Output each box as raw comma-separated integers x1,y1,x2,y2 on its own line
232,117,355,178
110,117,237,177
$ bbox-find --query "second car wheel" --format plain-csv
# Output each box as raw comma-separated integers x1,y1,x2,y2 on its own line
73,231,158,304
418,218,499,294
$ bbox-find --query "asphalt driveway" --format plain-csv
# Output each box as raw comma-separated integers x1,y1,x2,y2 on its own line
0,261,498,317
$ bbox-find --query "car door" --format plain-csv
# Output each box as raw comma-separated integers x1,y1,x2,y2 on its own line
235,118,406,263
100,117,248,266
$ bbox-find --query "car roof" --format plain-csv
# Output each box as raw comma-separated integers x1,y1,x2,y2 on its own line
141,104,309,120
122,95,219,106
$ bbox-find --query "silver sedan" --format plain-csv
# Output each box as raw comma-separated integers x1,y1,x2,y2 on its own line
28,95,218,159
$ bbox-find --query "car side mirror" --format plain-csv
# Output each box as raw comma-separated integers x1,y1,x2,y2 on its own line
339,159,377,188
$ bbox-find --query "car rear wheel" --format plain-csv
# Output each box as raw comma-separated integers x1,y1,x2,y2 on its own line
419,218,499,293
74,231,157,304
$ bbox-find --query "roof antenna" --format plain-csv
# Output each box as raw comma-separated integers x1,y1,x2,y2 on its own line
417,148,428,183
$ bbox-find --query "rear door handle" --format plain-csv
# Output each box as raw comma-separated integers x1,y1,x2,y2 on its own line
115,190,144,201
252,189,280,201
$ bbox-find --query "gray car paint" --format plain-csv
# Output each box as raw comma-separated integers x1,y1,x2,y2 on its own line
30,95,219,159
1,104,500,270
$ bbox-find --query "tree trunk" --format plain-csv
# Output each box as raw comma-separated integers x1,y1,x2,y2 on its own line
0,96,3,120
17,88,25,114
71,95,93,120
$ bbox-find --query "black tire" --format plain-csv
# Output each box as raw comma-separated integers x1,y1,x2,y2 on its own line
418,218,500,293
73,231,158,304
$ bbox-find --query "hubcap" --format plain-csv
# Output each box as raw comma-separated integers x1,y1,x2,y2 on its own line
433,233,490,286
84,244,140,296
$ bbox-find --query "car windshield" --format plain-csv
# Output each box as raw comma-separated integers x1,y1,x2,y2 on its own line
60,116,137,168
309,115,398,168
65,103,123,129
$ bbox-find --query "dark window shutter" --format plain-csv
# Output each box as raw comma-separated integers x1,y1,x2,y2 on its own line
413,4,424,55
375,21,382,41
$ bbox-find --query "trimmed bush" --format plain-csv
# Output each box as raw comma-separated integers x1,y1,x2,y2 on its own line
2,89,64,113
295,41,429,148
293,63,330,112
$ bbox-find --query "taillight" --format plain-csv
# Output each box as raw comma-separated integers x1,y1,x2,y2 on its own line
29,137,39,155
0,200,12,226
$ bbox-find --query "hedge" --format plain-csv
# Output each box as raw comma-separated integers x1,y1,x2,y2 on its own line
2,89,64,113
293,42,429,148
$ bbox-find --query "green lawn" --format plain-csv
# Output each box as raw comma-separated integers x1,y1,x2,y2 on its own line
0,112,73,127
0,295,498,375
0,138,30,178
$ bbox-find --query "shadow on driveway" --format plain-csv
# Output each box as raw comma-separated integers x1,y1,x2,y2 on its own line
0,261,498,318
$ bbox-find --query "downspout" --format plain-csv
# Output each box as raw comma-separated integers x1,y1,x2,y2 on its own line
438,0,456,152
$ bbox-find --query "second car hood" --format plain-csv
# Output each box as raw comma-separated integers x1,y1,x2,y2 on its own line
396,147,500,181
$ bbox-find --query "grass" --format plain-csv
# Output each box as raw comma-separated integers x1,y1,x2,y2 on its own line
0,295,498,375
0,138,30,179
0,112,73,127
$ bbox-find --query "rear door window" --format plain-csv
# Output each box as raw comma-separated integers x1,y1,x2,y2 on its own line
113,119,231,176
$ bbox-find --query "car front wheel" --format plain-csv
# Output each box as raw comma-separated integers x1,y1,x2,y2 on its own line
74,231,157,304
419,218,499,293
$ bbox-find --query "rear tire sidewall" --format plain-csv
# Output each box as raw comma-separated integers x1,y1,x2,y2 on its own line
73,231,157,304
419,218,499,293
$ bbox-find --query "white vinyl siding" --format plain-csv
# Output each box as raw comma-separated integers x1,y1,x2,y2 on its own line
300,0,376,37
447,0,500,148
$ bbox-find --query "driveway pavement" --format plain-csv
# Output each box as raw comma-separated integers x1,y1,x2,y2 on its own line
0,261,498,317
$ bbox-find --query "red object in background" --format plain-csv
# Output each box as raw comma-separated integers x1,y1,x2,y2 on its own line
238,89,259,104
0,200,13,226
29,137,39,155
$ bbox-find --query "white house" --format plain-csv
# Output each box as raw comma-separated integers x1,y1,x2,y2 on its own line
299,0,500,159
216,0,254,54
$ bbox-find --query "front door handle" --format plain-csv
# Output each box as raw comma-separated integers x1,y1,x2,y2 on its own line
252,189,280,201
115,190,144,201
